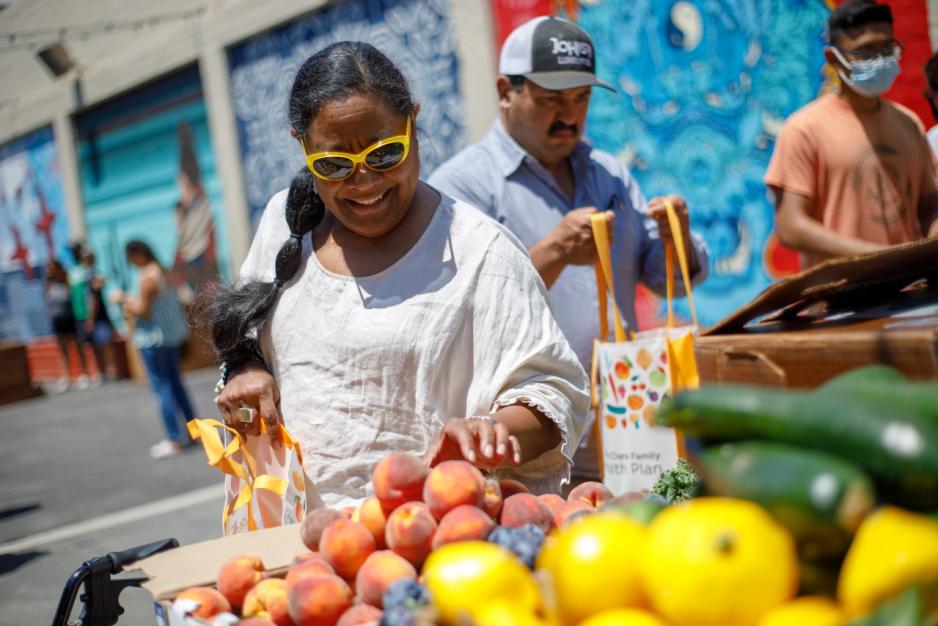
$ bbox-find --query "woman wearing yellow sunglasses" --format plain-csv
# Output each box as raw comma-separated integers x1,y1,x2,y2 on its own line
207,42,588,509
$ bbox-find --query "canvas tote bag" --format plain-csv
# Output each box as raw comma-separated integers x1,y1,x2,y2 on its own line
590,199,700,495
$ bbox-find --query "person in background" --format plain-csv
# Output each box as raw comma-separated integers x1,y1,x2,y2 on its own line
44,259,91,392
66,242,96,387
922,52,938,158
765,0,938,269
428,16,708,482
80,249,116,381
111,240,195,459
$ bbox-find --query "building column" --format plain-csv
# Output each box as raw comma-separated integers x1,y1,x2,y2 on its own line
451,0,499,143
199,43,252,276
53,110,86,241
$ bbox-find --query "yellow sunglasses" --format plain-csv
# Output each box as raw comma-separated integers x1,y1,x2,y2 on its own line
300,117,412,181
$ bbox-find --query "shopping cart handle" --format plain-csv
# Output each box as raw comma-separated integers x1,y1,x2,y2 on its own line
106,537,179,573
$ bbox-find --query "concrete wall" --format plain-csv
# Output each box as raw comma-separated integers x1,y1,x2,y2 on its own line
0,0,499,276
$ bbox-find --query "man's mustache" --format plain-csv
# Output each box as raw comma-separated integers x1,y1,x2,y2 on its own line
549,122,578,135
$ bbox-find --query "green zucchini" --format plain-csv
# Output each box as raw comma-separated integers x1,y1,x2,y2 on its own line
820,381,938,424
696,441,875,559
657,385,938,510
821,365,907,390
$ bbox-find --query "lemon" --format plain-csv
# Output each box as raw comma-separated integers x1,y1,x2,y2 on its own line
472,600,550,626
640,497,798,626
423,541,540,626
756,597,843,626
578,609,667,626
838,506,938,618
535,513,646,626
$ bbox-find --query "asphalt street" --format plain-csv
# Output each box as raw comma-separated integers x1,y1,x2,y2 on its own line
0,368,226,625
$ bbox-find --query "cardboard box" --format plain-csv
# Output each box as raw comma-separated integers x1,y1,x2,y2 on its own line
696,238,938,388
130,524,306,625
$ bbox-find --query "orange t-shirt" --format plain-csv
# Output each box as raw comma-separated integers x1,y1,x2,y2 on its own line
764,93,934,267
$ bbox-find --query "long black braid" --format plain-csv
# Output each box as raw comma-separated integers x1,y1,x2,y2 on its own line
208,41,415,369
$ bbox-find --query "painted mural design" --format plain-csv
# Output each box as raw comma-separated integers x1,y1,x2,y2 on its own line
228,0,466,226
579,0,830,324
76,66,226,324
0,127,70,341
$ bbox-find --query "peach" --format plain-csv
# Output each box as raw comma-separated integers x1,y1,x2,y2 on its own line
217,554,265,610
554,500,593,527
287,573,354,626
385,501,438,567
175,586,232,618
423,460,485,520
353,497,388,549
372,452,429,513
567,481,614,508
354,550,418,608
432,505,497,549
319,518,376,580
500,493,554,534
537,494,566,517
482,479,503,520
285,555,336,594
498,479,530,497
301,509,346,551
242,579,292,626
337,604,383,626
341,506,356,518
238,619,277,626
292,552,331,567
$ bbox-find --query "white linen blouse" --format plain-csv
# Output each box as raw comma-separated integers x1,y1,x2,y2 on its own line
240,189,589,508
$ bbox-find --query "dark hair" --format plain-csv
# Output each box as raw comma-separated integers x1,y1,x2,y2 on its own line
125,240,158,264
828,0,893,46
926,53,938,91
507,75,526,92
207,41,415,365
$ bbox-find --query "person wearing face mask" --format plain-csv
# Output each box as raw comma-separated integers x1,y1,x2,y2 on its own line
765,0,938,269
429,16,709,483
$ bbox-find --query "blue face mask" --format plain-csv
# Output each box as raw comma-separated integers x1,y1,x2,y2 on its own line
832,47,901,98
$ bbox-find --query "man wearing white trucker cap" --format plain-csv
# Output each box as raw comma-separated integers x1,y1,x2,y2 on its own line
429,16,708,482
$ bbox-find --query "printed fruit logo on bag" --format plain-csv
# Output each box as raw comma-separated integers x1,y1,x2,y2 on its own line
601,349,670,432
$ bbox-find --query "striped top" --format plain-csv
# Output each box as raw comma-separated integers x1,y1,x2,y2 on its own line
133,271,189,349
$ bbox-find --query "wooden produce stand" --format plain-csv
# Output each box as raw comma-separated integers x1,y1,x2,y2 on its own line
696,238,938,388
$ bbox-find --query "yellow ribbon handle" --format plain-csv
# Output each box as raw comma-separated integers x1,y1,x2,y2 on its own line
187,418,300,532
662,199,698,328
591,212,628,343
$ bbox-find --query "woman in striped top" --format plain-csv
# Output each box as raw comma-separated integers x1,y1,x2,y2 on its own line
111,240,196,459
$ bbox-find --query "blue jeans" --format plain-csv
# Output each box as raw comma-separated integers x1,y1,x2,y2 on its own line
140,345,196,444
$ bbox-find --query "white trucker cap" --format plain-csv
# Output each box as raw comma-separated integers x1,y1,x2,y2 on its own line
499,16,615,91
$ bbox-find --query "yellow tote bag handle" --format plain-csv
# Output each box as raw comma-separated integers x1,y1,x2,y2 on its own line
188,418,299,532
591,212,628,343
663,199,698,328
660,199,700,393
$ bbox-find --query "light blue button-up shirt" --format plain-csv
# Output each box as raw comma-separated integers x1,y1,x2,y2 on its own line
429,119,709,371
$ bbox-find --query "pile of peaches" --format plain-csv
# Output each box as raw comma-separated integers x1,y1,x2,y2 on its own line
172,452,615,626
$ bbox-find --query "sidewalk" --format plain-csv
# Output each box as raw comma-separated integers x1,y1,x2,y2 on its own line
0,367,225,625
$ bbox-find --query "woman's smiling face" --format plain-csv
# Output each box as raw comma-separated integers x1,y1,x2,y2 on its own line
301,93,419,239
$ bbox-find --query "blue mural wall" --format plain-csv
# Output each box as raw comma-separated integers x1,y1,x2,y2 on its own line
580,0,831,325
228,0,465,227
0,126,71,342
76,65,227,328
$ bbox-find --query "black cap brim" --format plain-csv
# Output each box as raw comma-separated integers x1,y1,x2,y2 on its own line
524,70,616,92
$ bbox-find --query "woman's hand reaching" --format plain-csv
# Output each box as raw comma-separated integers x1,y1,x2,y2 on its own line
215,362,283,438
425,416,522,469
